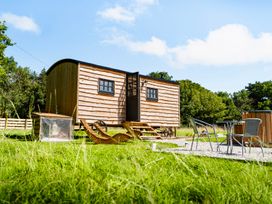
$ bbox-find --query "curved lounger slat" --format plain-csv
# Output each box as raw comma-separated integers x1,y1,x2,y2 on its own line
93,122,132,142
122,122,142,140
80,119,120,144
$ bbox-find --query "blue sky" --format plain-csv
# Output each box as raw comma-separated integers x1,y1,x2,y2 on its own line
1,0,272,93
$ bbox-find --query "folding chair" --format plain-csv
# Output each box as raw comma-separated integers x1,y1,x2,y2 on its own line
233,118,264,156
189,118,219,151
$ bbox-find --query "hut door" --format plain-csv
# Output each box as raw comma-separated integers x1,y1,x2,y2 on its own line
126,72,140,121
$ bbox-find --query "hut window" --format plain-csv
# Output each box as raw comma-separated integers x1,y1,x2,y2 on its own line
98,79,114,95
146,87,158,101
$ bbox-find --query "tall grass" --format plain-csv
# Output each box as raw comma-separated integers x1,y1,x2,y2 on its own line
0,137,271,203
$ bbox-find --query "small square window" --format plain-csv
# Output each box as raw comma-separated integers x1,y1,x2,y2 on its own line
146,87,158,101
98,79,114,95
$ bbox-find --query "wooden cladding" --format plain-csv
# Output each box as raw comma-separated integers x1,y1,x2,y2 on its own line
77,64,126,125
46,61,78,121
139,77,180,127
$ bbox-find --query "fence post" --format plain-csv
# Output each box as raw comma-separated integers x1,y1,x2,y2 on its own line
5,117,8,129
24,119,27,130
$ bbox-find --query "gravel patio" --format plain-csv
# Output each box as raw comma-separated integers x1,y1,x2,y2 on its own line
153,139,272,163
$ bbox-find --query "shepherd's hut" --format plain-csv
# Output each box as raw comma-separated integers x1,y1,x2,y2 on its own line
46,59,180,128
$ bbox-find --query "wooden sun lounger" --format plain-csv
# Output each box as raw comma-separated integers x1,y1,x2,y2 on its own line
93,122,133,142
80,119,130,144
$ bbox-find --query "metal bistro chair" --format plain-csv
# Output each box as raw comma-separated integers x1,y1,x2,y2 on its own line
189,118,219,151
232,118,264,157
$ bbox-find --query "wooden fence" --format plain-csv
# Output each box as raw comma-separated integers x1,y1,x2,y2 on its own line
0,118,32,130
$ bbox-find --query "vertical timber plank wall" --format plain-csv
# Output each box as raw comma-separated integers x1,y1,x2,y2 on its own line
46,62,78,121
242,111,272,145
140,77,180,127
77,64,126,125
265,113,272,144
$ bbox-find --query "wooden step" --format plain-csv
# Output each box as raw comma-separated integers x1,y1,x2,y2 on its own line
141,131,159,135
140,136,162,140
122,121,161,140
131,126,153,129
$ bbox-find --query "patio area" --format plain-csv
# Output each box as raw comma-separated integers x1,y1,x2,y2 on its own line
154,139,272,163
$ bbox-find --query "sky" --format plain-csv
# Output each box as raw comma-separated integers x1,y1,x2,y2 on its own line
1,0,272,93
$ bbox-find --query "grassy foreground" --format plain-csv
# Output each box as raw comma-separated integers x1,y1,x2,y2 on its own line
0,138,272,203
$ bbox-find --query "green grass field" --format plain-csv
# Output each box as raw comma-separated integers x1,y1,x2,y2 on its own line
1,134,272,203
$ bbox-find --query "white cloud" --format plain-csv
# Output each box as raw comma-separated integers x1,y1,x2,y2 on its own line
97,6,135,23
0,13,39,33
174,24,272,66
133,0,157,13
98,0,157,23
107,24,272,68
107,35,168,56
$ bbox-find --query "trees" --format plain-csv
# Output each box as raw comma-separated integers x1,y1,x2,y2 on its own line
0,57,46,118
0,21,46,118
179,80,226,124
233,81,272,112
31,69,47,114
216,91,241,120
148,71,173,81
232,89,253,113
0,22,13,61
0,22,16,117
246,81,272,110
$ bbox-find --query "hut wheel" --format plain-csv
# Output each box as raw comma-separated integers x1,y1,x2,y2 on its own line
93,120,108,132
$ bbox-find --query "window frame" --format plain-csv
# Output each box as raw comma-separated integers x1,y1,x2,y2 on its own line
98,78,115,96
146,87,158,102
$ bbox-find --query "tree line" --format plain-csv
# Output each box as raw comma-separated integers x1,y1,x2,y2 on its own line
1,21,272,124
149,72,272,125
0,22,46,118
